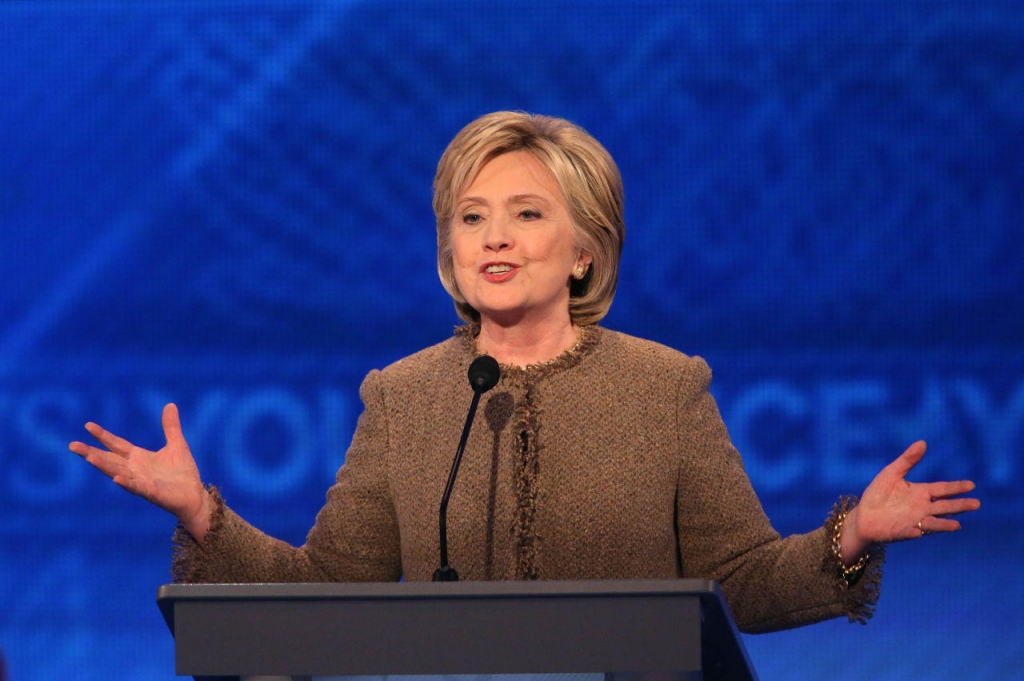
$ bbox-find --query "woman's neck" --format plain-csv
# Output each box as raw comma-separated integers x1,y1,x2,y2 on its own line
475,318,580,367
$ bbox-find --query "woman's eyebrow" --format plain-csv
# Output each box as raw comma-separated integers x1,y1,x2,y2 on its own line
457,193,552,206
507,193,553,205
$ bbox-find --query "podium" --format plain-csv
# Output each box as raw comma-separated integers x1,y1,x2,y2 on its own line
157,579,757,681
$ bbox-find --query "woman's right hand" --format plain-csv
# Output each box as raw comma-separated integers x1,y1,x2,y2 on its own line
69,403,213,541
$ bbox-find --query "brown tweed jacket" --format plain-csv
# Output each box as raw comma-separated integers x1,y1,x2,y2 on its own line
173,326,881,633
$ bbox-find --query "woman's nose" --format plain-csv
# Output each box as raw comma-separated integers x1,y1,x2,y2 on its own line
483,217,513,252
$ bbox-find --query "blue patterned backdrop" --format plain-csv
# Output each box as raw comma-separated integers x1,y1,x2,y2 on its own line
1,1,1022,678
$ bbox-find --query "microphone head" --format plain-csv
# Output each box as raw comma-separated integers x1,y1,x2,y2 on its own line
467,355,501,393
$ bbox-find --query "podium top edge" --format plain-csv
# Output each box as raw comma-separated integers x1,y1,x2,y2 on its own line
156,578,722,603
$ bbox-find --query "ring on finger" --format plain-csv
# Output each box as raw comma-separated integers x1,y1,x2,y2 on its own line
917,519,928,536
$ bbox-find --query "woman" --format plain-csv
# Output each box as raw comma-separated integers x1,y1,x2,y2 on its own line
69,111,979,633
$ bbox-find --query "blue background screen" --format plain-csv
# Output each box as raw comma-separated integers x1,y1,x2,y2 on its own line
1,1,1021,678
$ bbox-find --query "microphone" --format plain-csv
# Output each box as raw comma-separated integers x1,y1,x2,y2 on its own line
433,355,500,582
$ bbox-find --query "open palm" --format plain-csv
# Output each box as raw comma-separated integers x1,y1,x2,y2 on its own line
69,403,207,527
852,441,980,546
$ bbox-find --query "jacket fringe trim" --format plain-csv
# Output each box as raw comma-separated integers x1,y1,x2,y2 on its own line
822,495,885,625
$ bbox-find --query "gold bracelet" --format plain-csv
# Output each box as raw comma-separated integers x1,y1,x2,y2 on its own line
831,508,870,580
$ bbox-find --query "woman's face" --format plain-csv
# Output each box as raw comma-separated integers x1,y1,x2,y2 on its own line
451,151,589,328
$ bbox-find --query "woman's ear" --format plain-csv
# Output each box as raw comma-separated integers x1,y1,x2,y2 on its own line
573,251,593,279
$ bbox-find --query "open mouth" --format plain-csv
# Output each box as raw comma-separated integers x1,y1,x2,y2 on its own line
484,263,515,274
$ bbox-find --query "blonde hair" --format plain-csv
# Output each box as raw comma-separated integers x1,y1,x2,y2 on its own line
434,111,625,326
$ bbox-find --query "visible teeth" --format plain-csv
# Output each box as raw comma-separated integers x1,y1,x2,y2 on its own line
486,264,513,274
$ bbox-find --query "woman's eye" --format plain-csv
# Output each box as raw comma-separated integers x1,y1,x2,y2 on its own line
462,212,482,224
519,209,541,220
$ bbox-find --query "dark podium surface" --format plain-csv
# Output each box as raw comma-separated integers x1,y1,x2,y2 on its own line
157,579,757,681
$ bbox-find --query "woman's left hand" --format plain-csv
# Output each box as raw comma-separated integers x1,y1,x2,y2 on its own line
841,441,981,561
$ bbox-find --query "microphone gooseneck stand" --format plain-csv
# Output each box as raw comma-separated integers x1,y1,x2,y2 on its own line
433,355,500,582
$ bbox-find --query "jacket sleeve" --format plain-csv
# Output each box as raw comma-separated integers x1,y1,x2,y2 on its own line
172,369,403,584
673,357,883,633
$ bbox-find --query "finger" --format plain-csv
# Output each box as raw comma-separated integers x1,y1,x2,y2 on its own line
927,479,977,499
162,403,185,447
886,440,927,478
899,522,928,541
929,497,982,517
68,441,92,457
70,443,129,480
921,516,962,534
83,422,136,456
70,441,122,463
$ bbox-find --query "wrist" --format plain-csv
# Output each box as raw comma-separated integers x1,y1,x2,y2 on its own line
179,486,214,542
840,505,871,565
829,496,871,584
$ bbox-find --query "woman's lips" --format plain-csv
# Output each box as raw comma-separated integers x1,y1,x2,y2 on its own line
481,262,519,283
